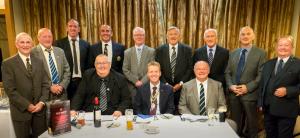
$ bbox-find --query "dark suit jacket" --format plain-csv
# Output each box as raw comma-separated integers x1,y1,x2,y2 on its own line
193,45,229,87
88,41,125,73
71,69,131,114
225,46,266,101
134,82,175,115
1,54,50,121
155,43,193,85
258,57,300,118
54,37,90,77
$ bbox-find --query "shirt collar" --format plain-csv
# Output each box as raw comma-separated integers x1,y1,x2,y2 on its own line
68,35,79,41
169,43,178,50
102,40,112,46
40,44,53,52
196,78,208,86
18,52,31,61
206,45,217,51
135,44,144,50
277,56,290,63
150,81,160,90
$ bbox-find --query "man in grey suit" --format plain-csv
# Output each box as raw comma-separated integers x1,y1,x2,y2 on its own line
225,26,266,138
32,28,71,100
179,61,226,115
123,27,155,101
2,32,50,138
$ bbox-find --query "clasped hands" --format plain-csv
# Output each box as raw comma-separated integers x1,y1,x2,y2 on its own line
230,85,248,96
50,84,63,95
27,102,44,113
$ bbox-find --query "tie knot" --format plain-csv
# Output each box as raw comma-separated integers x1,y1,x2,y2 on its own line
137,48,142,51
172,47,176,50
45,48,52,53
26,58,30,62
209,48,213,52
200,83,203,87
279,59,283,63
242,49,247,54
104,44,108,47
71,39,76,42
153,86,157,91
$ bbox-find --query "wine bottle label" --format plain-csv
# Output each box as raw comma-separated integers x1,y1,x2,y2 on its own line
95,110,101,120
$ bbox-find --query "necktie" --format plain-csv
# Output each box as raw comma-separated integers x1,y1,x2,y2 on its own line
99,79,107,111
236,49,247,84
275,59,284,75
208,48,213,66
26,57,32,74
199,83,206,115
150,86,158,115
46,49,60,84
137,48,142,65
104,44,108,56
71,39,79,74
170,47,176,82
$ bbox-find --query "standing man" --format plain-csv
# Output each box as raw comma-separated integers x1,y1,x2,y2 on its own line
89,25,125,74
193,29,229,89
32,28,71,100
258,36,300,138
155,26,193,114
123,27,155,102
134,61,175,115
71,54,131,117
225,26,266,138
54,19,90,101
179,61,226,115
2,32,50,138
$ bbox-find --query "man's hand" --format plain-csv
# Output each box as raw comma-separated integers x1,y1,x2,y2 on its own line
135,80,143,88
50,84,63,94
70,110,78,117
173,83,182,92
31,102,44,113
27,104,36,112
112,111,122,119
229,85,241,95
237,85,248,95
274,87,287,97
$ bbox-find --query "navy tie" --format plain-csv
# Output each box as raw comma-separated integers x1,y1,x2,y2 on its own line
236,49,247,84
46,49,60,84
199,83,206,115
275,59,284,75
208,48,213,66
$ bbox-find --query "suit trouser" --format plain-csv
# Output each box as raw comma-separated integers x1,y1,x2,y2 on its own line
230,97,258,138
264,110,296,138
67,78,81,101
12,114,47,138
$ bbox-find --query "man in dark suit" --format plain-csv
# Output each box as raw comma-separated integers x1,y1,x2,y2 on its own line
193,29,229,89
155,26,193,114
134,61,175,115
71,54,131,118
2,33,50,138
225,26,266,138
54,19,90,101
258,36,300,138
32,28,71,100
88,25,125,74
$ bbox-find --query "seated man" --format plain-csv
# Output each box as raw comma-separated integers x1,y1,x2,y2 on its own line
179,60,226,114
71,54,131,117
134,61,175,115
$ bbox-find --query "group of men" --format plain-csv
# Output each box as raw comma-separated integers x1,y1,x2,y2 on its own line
2,18,300,138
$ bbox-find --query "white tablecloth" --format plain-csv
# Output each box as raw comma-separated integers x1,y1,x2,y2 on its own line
40,114,238,138
0,109,15,138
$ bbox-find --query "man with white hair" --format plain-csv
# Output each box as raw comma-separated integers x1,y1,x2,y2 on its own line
155,26,193,114
123,27,155,102
193,28,229,89
2,32,50,138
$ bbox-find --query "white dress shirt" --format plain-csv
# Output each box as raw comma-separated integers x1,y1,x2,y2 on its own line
68,35,82,78
169,43,178,62
101,41,113,62
40,44,59,76
18,52,31,67
196,79,208,106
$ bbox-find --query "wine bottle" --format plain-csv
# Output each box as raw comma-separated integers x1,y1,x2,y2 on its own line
93,97,101,127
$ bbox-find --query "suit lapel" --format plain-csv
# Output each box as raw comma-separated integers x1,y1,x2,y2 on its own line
37,46,51,79
206,79,213,106
159,83,166,111
139,46,147,69
164,45,171,71
274,57,294,83
264,59,276,89
53,48,62,78
175,44,183,75
232,49,241,71
144,83,151,111
16,54,31,78
191,79,199,103
64,39,74,68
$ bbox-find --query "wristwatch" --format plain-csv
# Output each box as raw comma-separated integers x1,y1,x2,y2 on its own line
179,81,184,86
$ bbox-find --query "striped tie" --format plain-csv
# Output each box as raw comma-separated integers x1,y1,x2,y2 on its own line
137,48,142,65
236,49,247,84
46,49,60,84
208,48,213,66
26,58,32,75
104,44,108,56
170,47,176,81
99,79,107,111
275,59,284,75
199,83,206,115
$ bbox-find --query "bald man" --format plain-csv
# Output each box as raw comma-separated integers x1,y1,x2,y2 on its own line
88,25,125,74
179,61,226,115
32,28,71,100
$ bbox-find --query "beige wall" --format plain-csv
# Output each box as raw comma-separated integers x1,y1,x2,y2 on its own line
291,0,299,56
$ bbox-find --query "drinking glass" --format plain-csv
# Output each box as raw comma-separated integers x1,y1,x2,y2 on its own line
125,109,133,130
207,108,216,126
